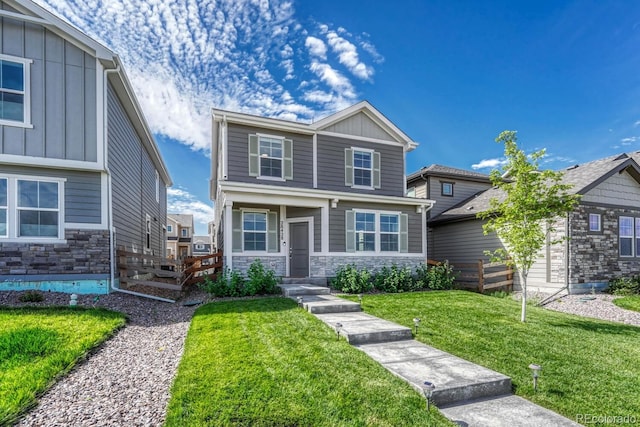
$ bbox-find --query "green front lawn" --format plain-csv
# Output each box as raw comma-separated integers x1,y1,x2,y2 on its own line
165,298,453,426
613,295,640,313
344,291,640,421
0,307,126,425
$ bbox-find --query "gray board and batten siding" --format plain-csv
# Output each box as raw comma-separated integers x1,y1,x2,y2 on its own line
107,83,166,255
226,123,314,188
0,10,97,161
317,133,405,197
329,201,422,253
322,111,397,142
0,164,101,224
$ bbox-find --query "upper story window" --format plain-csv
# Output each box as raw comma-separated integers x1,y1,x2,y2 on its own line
248,134,293,180
406,187,416,197
167,224,173,233
441,181,454,197
345,148,381,189
181,228,189,237
0,55,32,127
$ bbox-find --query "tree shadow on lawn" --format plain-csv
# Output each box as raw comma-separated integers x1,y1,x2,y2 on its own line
545,317,640,336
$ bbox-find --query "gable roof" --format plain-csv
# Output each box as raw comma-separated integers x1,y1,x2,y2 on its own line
407,164,492,183
2,0,171,186
168,214,194,227
430,152,640,225
211,101,417,150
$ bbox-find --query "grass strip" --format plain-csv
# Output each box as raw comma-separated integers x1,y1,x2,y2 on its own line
613,295,640,313
165,297,454,426
343,290,640,422
0,306,126,425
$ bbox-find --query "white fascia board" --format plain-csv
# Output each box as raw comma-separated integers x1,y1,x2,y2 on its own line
310,100,418,150
220,181,436,208
211,108,315,135
0,154,103,171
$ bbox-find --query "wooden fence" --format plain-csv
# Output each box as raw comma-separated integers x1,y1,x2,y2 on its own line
429,259,514,293
116,249,223,291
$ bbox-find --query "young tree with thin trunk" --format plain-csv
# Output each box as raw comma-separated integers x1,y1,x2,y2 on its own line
478,131,579,322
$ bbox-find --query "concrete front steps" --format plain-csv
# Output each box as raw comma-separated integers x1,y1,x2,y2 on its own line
315,312,413,344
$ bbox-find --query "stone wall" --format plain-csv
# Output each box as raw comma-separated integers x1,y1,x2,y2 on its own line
231,256,287,277
0,229,110,276
569,205,640,285
311,255,425,278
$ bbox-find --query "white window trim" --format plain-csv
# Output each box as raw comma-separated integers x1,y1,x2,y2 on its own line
0,174,66,242
155,171,159,203
353,209,401,253
145,214,151,250
195,243,205,250
379,213,400,252
351,147,374,190
167,224,173,232
0,54,33,129
619,216,634,257
181,228,189,237
241,208,269,253
258,134,285,179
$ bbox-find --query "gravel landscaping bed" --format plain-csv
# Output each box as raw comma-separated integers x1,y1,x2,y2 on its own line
544,293,640,327
1,288,210,427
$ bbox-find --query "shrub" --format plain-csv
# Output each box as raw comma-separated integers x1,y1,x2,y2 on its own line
200,268,245,297
332,264,372,294
417,261,456,290
245,259,280,295
608,276,640,295
19,290,44,303
373,264,418,293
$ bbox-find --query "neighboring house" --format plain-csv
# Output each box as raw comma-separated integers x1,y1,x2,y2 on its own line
0,0,171,294
210,101,434,279
428,153,640,294
192,235,212,256
166,213,193,259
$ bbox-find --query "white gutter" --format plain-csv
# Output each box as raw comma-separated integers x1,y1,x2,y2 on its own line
103,66,174,303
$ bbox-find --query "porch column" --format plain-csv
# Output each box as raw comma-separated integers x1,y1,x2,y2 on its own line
225,201,233,271
321,202,329,253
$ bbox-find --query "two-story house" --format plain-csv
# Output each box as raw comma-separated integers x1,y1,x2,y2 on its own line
192,235,212,256
210,101,434,279
166,213,193,259
0,0,171,294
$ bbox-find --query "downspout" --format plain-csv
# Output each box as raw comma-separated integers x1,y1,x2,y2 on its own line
104,65,173,303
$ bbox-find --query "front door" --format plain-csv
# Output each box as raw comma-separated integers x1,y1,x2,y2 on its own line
289,222,309,277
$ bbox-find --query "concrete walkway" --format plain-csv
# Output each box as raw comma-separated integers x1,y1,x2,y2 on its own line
280,284,581,427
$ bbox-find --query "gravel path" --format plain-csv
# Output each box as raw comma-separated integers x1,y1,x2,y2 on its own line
544,293,640,327
1,288,210,427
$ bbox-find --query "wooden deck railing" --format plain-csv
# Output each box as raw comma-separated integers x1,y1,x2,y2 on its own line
428,259,514,293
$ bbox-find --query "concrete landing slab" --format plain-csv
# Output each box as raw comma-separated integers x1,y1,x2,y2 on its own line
279,284,330,297
440,394,582,427
316,312,412,344
299,294,361,314
356,340,511,406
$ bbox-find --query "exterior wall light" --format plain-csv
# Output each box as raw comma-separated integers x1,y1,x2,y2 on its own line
357,294,363,306
297,296,303,307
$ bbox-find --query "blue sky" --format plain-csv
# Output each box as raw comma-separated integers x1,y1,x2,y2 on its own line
38,0,640,234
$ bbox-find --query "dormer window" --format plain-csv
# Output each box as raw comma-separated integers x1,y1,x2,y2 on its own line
0,55,32,127
248,134,293,180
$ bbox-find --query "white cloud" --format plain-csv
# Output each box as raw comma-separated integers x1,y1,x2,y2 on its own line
326,30,374,80
471,158,508,170
167,187,215,227
305,36,327,59
634,120,640,127
621,136,638,145
36,0,381,152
